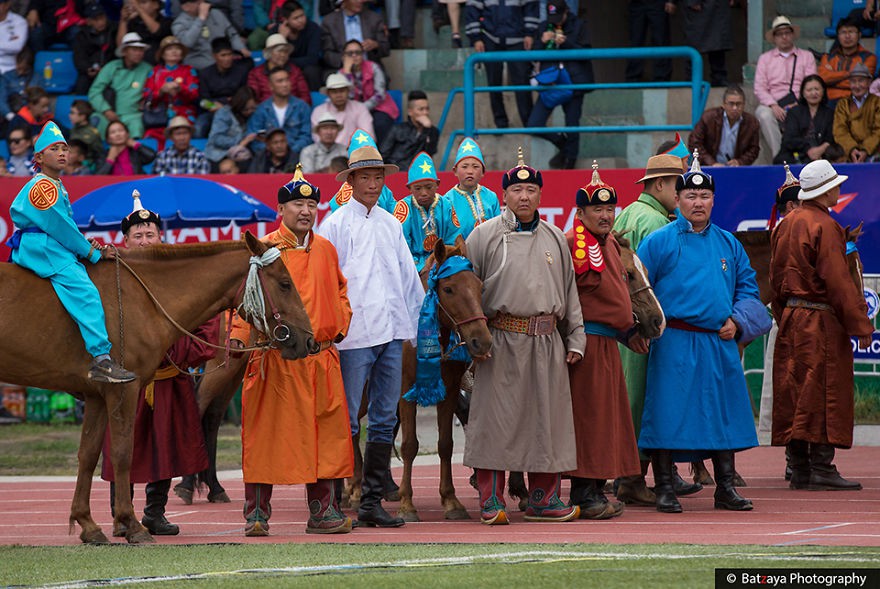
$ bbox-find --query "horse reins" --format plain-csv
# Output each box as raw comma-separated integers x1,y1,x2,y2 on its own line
436,293,488,361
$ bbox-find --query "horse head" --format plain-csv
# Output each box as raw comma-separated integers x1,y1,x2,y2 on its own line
425,236,492,358
241,232,315,360
614,231,666,339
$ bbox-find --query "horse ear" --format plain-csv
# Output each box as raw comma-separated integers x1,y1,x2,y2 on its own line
434,238,447,264
613,230,631,250
452,234,467,257
244,231,268,256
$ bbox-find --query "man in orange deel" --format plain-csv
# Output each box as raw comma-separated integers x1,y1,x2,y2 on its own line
232,164,355,536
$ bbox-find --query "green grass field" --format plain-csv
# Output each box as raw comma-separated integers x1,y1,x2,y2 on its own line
2,543,879,588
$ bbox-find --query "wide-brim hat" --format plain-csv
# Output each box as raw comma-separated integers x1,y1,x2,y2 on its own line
262,33,292,59
116,32,149,57
765,15,800,43
335,145,399,182
636,154,687,183
165,115,194,137
312,112,343,133
798,159,847,200
156,35,187,62
324,73,353,92
849,63,873,79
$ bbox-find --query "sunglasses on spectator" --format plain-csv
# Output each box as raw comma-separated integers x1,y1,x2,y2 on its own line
344,50,364,57
9,137,27,144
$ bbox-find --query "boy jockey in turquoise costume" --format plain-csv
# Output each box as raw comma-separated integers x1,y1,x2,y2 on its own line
328,129,397,214
442,137,500,240
394,152,462,271
8,122,136,383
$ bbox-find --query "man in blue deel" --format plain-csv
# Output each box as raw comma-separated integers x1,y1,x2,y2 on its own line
636,152,771,514
8,121,136,384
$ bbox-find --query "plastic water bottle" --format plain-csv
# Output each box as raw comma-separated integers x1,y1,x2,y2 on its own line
43,61,53,81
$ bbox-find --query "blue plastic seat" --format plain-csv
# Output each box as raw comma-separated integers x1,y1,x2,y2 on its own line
190,137,208,151
825,0,876,38
34,51,78,94
139,137,160,174
388,89,403,122
53,94,90,129
0,139,8,161
311,91,328,108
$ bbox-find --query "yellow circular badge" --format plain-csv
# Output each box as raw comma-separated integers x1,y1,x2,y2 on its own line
516,169,530,180
300,185,313,197
575,249,586,259
138,210,150,219
598,189,610,202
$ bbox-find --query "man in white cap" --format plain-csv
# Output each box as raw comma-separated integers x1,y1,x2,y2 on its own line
299,113,347,173
770,159,874,491
832,63,880,163
309,73,373,147
753,16,817,160
153,116,210,175
88,32,153,137
316,144,423,528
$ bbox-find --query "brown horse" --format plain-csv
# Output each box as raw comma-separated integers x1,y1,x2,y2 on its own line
0,234,313,544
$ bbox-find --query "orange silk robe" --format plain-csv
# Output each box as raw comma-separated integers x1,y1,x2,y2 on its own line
233,224,354,484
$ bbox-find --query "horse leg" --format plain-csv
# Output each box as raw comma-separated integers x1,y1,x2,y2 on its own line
508,471,529,511
69,395,110,544
106,384,154,544
438,366,469,520
203,397,231,502
397,397,419,522
691,461,715,486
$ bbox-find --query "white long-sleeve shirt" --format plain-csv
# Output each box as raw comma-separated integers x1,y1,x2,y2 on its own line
317,196,424,350
0,12,27,74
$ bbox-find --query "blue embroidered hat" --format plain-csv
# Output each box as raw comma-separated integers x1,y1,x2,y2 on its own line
502,146,542,189
660,132,690,160
34,121,68,154
576,161,618,207
453,137,485,169
407,152,439,186
675,149,715,192
279,163,320,204
347,128,377,157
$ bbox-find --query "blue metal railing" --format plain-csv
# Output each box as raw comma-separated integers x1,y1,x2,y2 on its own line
438,46,709,169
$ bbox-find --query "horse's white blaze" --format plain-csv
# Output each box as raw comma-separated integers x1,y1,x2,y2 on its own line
632,254,665,335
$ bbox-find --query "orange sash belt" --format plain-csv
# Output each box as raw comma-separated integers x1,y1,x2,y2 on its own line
145,364,182,409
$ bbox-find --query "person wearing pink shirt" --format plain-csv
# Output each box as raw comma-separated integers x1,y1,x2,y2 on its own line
753,16,817,160
309,73,373,147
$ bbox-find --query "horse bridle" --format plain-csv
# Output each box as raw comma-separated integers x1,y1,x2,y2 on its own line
628,283,655,333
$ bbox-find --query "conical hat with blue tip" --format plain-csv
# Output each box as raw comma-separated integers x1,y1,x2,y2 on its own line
34,121,68,154
348,128,377,156
453,137,485,169
407,152,439,186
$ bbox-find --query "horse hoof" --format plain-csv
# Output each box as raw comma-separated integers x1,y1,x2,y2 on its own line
444,508,471,521
80,529,110,545
208,491,231,503
350,498,361,510
384,490,401,502
127,529,156,544
340,497,352,509
399,510,420,523
173,485,194,505
517,497,528,512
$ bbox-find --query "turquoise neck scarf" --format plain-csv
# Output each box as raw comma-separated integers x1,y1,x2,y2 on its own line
404,255,474,406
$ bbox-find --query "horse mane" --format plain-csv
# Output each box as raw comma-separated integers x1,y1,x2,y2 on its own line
118,239,247,261
732,230,770,246
612,230,632,251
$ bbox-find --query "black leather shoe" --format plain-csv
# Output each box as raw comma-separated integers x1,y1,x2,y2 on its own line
713,487,753,511
673,465,703,496
141,514,180,535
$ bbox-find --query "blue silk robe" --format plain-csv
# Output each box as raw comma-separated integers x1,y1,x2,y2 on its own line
394,194,461,271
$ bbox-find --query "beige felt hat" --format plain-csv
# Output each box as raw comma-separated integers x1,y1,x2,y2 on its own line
335,145,398,183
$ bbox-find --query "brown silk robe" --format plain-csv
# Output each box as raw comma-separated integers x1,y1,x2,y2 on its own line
769,201,874,448
565,231,641,479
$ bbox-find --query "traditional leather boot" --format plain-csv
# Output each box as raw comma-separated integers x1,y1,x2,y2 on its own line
672,464,703,496
651,450,682,513
524,472,579,522
243,482,273,536
476,468,508,525
784,445,793,481
358,442,405,527
592,479,624,518
306,479,352,534
569,476,610,519
142,479,179,535
787,439,810,490
808,444,862,491
616,460,656,506
711,451,753,510
109,482,135,537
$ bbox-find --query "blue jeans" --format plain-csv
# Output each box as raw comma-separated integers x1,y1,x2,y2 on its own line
339,340,403,444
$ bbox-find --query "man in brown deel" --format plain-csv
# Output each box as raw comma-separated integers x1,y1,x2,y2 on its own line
770,159,874,491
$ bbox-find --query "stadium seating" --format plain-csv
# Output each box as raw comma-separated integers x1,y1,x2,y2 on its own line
35,51,77,94
825,0,876,38
0,140,8,161
139,137,159,174
309,90,404,122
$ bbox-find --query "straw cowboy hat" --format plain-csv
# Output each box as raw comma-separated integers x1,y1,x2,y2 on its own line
165,115,194,137
636,154,687,183
262,33,292,60
797,159,847,201
335,145,398,182
765,16,800,43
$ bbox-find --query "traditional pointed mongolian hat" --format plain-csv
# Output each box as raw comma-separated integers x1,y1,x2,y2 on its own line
34,121,68,154
347,128,377,157
120,189,162,234
453,137,485,169
407,152,439,186
279,163,321,204
576,161,618,207
502,146,542,189
675,149,715,192
659,132,690,160
768,163,800,230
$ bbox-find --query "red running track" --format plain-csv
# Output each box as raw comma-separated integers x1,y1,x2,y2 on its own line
1,446,878,547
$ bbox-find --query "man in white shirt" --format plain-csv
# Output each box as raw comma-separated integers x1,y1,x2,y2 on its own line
753,16,817,159
316,144,423,529
0,0,27,75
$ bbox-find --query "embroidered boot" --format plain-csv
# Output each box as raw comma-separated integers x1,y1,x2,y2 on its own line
651,450,682,513
475,468,508,525
142,479,179,535
243,482,273,536
711,451,753,510
524,472,579,522
306,479,352,534
808,444,862,491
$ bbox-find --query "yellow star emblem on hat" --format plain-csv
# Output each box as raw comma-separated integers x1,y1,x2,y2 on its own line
49,125,63,137
460,141,475,153
419,161,433,174
355,132,369,144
